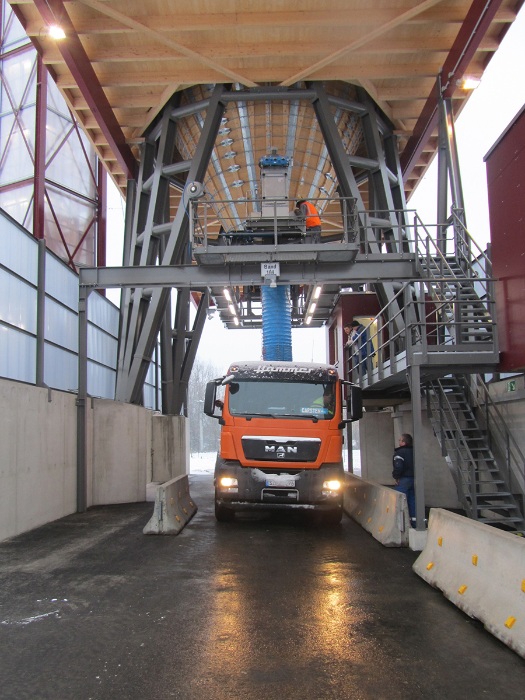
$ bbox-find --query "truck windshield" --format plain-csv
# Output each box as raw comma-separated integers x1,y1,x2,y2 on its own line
228,380,335,420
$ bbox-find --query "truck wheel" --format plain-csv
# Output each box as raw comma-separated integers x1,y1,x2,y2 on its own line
215,501,235,522
324,508,343,526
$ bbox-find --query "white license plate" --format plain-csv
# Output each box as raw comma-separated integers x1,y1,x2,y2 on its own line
266,478,295,488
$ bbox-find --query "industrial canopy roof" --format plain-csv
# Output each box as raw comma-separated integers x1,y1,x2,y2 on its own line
10,0,523,199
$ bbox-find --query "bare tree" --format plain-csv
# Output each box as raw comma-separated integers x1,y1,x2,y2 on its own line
188,358,223,455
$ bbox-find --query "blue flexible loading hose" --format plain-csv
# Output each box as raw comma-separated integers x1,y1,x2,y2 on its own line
261,285,293,361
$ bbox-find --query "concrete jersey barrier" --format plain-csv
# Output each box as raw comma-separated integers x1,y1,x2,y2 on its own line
143,474,197,535
413,508,525,659
344,473,410,547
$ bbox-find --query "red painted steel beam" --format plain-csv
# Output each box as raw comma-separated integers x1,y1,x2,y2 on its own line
33,54,47,240
97,160,107,269
401,0,507,184
32,0,137,181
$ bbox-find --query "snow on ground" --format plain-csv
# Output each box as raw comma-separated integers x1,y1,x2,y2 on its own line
189,451,361,475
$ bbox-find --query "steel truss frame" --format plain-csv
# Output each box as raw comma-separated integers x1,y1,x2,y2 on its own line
106,82,413,412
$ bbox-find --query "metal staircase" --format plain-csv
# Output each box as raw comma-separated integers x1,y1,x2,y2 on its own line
426,375,525,533
416,211,495,347
348,211,525,532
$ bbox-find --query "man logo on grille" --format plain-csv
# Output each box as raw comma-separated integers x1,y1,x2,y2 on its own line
265,445,298,455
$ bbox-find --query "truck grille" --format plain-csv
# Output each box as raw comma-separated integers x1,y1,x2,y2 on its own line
242,436,321,462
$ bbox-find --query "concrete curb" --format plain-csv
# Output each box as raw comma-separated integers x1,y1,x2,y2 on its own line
143,474,197,535
413,508,525,659
344,473,410,547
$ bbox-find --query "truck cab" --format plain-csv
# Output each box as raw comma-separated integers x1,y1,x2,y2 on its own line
204,361,362,523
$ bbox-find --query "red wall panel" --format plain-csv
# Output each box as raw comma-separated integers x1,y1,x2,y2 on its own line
485,105,525,372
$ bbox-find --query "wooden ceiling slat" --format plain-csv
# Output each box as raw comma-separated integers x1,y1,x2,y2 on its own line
11,0,522,198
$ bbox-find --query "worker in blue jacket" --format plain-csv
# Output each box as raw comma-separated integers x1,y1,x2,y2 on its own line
393,433,416,524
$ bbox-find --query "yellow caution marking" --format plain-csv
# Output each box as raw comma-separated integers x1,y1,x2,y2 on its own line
175,515,181,522
438,537,443,547
367,517,372,523
458,585,467,595
472,555,478,566
426,562,434,570
505,616,516,629
183,507,188,514
378,526,384,533
521,580,525,593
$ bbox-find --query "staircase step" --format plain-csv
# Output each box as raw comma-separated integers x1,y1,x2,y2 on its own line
478,516,524,525
475,502,518,511
473,492,512,498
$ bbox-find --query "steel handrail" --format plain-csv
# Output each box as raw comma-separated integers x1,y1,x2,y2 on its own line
467,374,525,494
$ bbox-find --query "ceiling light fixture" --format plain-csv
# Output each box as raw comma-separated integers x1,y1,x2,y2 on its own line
456,76,481,91
48,24,66,40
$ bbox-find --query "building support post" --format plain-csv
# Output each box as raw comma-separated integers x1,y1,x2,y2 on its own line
409,364,426,530
35,239,46,386
77,285,89,512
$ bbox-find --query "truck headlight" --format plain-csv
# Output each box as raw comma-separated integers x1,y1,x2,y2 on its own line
322,479,341,491
219,477,238,488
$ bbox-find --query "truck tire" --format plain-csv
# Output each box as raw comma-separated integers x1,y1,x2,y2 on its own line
324,508,343,525
215,500,235,522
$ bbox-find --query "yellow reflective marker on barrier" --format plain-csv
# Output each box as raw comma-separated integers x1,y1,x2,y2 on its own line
505,616,516,629
438,537,443,546
458,585,468,595
472,555,478,566
426,562,434,570
522,580,525,593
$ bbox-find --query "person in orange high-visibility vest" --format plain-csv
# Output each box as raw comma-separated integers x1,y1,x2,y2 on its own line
295,199,322,243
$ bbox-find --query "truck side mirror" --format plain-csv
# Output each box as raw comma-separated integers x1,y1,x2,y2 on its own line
346,385,363,422
204,380,219,417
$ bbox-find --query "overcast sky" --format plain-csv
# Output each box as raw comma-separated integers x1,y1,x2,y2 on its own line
106,5,525,370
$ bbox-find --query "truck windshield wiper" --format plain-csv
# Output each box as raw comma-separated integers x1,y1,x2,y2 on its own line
242,413,277,419
239,413,319,422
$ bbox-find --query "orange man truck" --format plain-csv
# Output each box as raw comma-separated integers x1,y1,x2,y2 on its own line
204,361,362,523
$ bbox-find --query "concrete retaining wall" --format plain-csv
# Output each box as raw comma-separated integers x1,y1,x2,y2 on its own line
0,380,189,542
0,380,77,541
413,508,525,659
344,473,410,546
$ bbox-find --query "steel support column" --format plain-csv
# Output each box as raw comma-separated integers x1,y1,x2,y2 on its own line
76,285,89,512
116,84,228,406
409,364,426,531
36,238,46,386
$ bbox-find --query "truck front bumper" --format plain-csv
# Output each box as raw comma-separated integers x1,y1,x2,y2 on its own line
214,459,344,512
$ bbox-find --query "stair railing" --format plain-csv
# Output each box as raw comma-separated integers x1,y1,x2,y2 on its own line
426,378,481,518
464,374,525,498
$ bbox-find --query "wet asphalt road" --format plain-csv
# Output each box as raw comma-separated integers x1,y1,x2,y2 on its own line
1,474,524,700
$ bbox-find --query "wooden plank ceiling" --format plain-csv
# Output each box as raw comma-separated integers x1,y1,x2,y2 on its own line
9,0,523,202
